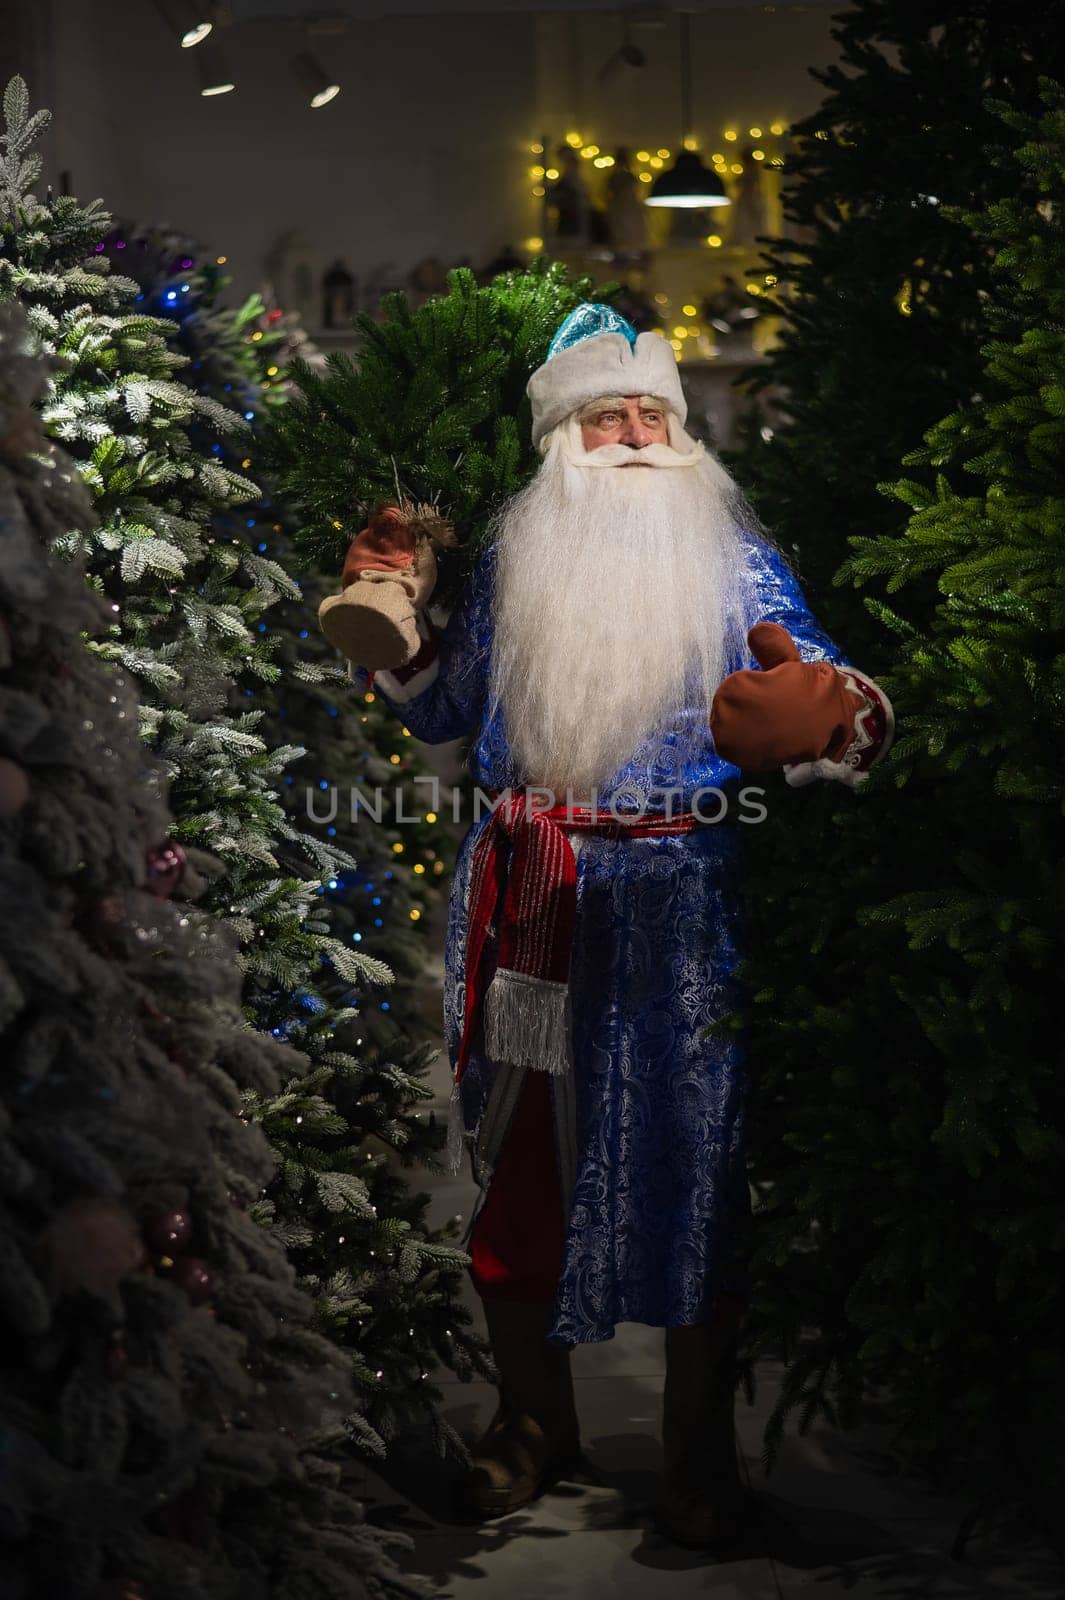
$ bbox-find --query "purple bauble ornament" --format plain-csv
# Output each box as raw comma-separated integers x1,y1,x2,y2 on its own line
144,839,187,899
170,1256,212,1305
143,1208,193,1255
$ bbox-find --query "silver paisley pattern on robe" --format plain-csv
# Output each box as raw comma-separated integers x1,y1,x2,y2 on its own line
353,533,848,1347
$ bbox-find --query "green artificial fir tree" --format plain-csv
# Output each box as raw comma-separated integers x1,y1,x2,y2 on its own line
263,261,604,598
730,0,1065,661
735,82,1065,1557
0,78,492,1466
97,222,450,1041
0,303,421,1600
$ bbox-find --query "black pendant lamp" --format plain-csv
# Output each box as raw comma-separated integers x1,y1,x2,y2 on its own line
645,15,729,210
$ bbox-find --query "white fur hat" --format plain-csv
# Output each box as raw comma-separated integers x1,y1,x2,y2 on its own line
527,303,687,448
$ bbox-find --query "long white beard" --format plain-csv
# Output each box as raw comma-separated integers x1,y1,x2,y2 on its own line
487,418,754,795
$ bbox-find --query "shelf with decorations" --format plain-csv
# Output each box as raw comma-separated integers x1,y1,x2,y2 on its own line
523,121,791,371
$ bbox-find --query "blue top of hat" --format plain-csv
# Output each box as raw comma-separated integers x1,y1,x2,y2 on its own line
547,302,638,360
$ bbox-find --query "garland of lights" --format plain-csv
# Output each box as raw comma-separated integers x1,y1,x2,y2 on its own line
526,122,790,360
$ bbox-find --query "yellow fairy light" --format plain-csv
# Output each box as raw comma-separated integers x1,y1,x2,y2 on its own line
593,155,614,168
649,156,663,170
682,303,697,316
673,326,688,338
765,273,778,285
530,164,545,178
426,812,437,823
409,908,421,922
565,130,582,146
638,172,652,183
401,726,411,736
251,331,263,341
413,863,426,875
749,126,762,138
525,236,543,252
241,457,252,468
533,185,546,197
390,753,401,765
747,282,762,295
266,364,279,375
364,691,375,703
730,162,743,174
724,129,738,142
392,841,404,852
332,519,343,529
636,149,650,163
706,234,723,247
216,254,227,264
752,149,765,161
580,144,600,158
683,135,697,151
670,339,683,354
654,293,669,304
657,147,670,158
531,141,544,153
770,121,785,136
711,152,725,164
544,167,559,180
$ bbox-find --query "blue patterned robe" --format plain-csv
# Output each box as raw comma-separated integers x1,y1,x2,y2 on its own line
356,533,849,1347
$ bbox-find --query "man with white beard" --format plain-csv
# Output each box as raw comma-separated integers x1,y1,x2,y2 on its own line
329,304,894,1546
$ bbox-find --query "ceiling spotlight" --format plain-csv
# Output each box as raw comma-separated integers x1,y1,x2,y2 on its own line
196,41,235,95
292,52,340,108
155,0,213,48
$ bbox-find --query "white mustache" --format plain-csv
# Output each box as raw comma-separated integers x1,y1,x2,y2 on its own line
565,439,706,470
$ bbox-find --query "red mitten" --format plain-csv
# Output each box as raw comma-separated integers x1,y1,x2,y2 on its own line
341,505,416,585
710,622,867,771
319,504,441,669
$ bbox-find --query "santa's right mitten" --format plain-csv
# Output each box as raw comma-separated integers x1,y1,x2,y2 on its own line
318,504,443,670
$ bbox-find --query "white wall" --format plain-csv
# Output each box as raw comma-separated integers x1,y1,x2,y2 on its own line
25,2,841,313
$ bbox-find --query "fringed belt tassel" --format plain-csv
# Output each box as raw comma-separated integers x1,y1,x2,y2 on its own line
445,790,705,1173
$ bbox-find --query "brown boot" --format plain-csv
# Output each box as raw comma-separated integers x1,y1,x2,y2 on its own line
458,1298,582,1518
656,1320,749,1548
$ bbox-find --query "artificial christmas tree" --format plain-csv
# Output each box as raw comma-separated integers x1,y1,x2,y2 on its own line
262,260,603,600
736,81,1065,1553
0,303,420,1600
0,77,492,1466
730,0,1065,661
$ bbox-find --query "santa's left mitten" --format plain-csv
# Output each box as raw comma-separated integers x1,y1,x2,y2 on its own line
710,621,894,787
318,503,449,670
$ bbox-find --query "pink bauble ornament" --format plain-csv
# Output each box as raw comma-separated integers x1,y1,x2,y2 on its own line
105,1340,129,1380
143,1209,193,1254
0,756,30,818
41,1198,147,1298
144,839,186,899
169,1256,212,1305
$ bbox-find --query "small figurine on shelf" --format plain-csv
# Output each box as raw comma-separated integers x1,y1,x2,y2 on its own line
321,258,356,328
480,244,525,282
703,274,759,358
606,147,648,255
407,255,449,306
545,145,590,246
727,147,771,249
263,227,314,321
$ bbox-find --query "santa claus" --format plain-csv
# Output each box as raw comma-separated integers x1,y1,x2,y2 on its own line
322,303,893,1546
